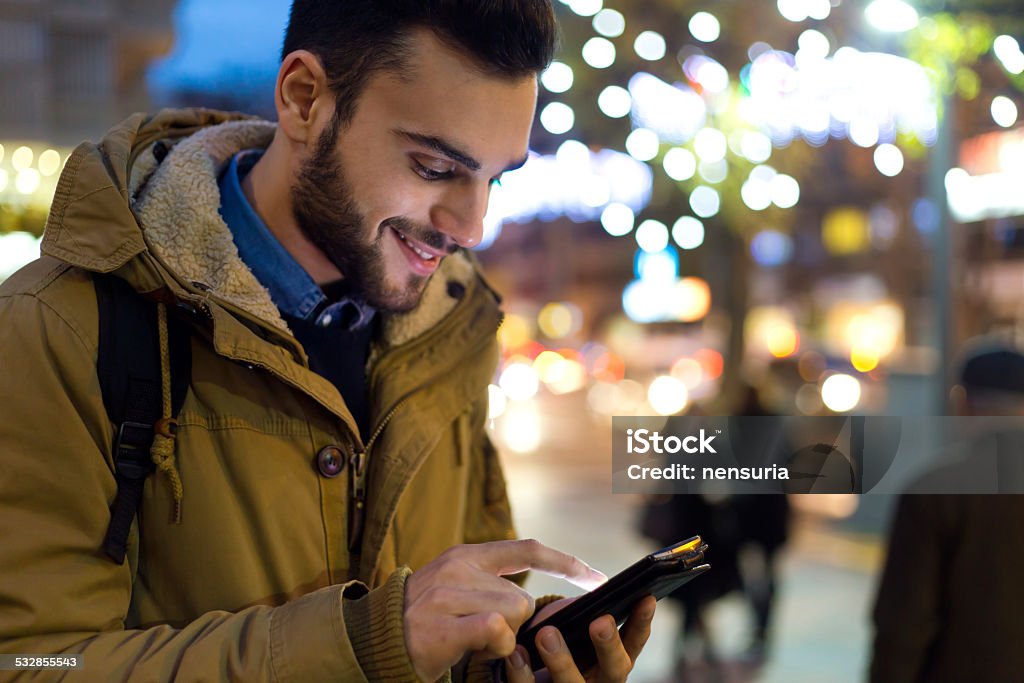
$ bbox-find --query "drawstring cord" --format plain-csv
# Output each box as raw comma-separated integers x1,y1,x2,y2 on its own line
150,302,184,523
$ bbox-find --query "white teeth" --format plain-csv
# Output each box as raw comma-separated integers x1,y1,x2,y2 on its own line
397,230,435,261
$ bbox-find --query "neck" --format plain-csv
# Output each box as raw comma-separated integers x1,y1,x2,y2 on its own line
242,130,343,285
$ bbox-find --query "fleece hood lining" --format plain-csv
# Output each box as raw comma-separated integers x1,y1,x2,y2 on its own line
130,119,477,347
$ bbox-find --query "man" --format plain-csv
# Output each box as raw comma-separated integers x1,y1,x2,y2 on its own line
0,2,654,681
869,343,1024,682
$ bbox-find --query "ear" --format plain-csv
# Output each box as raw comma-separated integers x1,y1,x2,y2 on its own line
275,50,333,146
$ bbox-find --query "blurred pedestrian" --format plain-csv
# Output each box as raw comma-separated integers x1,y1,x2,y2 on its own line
870,342,1024,683
639,385,790,675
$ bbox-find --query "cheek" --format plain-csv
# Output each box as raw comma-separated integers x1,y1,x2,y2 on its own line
361,179,440,229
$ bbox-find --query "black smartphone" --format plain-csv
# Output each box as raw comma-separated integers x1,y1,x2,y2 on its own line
516,536,711,672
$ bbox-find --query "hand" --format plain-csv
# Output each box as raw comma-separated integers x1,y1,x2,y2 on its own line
403,539,607,682
503,595,657,683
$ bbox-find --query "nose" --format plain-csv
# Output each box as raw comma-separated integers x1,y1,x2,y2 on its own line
430,181,492,249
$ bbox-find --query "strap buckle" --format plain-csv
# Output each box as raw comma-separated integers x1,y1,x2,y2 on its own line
113,421,156,480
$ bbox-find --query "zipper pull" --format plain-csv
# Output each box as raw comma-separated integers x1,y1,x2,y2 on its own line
348,449,367,552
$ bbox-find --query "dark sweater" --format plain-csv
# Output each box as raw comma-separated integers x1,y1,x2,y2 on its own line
282,310,374,442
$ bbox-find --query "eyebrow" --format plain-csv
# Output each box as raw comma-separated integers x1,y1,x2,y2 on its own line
396,129,529,175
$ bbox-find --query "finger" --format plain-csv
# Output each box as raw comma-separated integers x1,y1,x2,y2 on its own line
453,611,518,658
505,646,536,683
535,627,585,683
456,539,607,590
620,595,657,662
409,584,536,632
588,615,632,682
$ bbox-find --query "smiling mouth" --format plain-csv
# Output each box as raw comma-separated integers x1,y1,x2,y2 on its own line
394,228,440,262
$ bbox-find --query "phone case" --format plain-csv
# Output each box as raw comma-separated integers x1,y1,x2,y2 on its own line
516,536,711,671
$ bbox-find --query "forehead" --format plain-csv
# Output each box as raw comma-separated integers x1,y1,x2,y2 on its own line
354,29,538,170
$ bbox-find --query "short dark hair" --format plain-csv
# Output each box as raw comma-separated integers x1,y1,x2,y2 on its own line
282,0,558,124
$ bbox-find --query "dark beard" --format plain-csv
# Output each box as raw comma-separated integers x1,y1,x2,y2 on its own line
290,117,440,313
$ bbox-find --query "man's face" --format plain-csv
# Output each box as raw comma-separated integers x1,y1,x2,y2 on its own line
291,30,537,312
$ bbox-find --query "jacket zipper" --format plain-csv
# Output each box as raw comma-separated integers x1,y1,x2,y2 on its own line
347,394,412,552
347,310,505,553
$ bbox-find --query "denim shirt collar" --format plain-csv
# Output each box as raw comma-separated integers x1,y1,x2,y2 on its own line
217,149,376,331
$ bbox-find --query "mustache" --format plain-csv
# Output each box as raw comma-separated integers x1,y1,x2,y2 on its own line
383,217,460,255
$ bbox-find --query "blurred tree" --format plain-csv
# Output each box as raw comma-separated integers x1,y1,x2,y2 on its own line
533,0,1024,408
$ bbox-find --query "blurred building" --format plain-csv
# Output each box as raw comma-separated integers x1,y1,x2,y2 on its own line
0,0,176,238
0,0,176,144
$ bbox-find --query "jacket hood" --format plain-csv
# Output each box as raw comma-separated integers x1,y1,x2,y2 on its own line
41,108,496,348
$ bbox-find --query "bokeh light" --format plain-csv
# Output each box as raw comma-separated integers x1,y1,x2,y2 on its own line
851,345,881,372
993,35,1024,75
540,102,575,134
601,202,636,236
538,302,583,339
37,149,62,177
635,219,670,253
672,216,705,250
0,232,43,281
694,348,724,379
487,384,507,420
673,277,712,322
663,148,697,181
991,96,1019,128
751,230,794,266
498,313,531,350
698,159,728,184
16,170,40,195
767,325,799,358
821,374,862,412
582,37,616,69
634,31,667,61
671,357,705,389
865,0,919,32
795,384,823,414
648,375,689,415
592,8,625,37
823,208,871,255
11,146,33,172
741,178,772,211
741,131,773,163
541,62,574,94
568,0,602,17
598,86,632,118
848,118,880,148
499,362,540,401
693,128,727,163
688,12,721,43
873,144,905,177
689,186,721,218
797,29,830,60
770,174,800,208
625,128,660,161
498,404,542,454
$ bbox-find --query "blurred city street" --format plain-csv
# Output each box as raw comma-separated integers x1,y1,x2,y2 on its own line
498,393,884,683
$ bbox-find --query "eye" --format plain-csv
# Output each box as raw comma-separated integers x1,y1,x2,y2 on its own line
412,156,457,181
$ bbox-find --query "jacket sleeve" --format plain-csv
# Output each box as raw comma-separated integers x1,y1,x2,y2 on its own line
869,494,946,683
0,290,418,682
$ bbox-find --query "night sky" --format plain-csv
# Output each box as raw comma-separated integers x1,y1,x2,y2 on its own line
148,0,291,95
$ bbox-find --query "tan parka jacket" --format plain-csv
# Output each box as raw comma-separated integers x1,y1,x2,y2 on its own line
0,110,516,681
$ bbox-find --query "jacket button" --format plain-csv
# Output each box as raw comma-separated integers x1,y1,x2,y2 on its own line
315,445,346,478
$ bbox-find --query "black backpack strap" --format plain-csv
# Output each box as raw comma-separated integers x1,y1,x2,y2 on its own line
93,274,190,563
